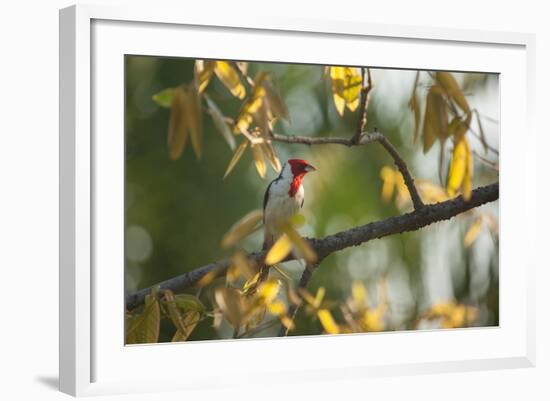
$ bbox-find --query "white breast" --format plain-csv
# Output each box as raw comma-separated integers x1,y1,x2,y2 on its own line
263,177,304,246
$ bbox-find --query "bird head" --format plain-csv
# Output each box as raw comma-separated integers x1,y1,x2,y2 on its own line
287,159,317,177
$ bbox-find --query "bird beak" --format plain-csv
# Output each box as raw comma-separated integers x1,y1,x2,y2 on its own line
305,164,317,173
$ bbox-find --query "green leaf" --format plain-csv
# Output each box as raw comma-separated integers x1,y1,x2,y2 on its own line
152,88,175,108
185,84,203,159
126,294,160,344
174,294,206,313
172,311,201,342
167,87,188,160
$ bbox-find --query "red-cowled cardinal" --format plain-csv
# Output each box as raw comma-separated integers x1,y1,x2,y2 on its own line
262,159,316,251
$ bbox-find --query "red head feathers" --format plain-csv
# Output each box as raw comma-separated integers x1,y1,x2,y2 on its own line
287,159,316,177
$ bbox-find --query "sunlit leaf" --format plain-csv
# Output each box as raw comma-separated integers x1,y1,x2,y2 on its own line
185,84,203,159
214,61,246,99
221,209,263,248
289,213,306,228
282,223,317,264
223,140,249,179
463,139,473,200
251,143,267,179
352,281,367,306
464,216,483,247
268,300,287,316
313,287,325,309
205,96,236,150
417,180,449,204
214,287,248,327
362,307,385,332
242,272,261,295
167,87,188,160
195,60,215,93
280,315,295,331
330,67,362,116
318,309,340,334
436,72,470,113
234,73,268,133
265,234,293,265
447,136,468,197
152,87,175,108
423,85,448,153
380,166,396,201
260,142,282,173
257,278,281,304
126,294,160,344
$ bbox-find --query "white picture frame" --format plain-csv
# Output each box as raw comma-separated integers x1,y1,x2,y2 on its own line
59,3,536,397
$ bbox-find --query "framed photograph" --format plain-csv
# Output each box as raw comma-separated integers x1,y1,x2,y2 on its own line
59,4,535,396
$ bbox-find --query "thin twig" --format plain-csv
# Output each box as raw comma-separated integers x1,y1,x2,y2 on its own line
271,130,425,210
278,262,320,336
126,182,498,311
353,68,373,144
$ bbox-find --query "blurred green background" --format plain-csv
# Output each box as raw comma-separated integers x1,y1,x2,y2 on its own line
125,56,499,341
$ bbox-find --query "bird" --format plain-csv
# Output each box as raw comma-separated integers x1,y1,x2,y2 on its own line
262,158,316,256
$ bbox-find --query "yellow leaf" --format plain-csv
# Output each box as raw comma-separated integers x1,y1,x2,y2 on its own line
362,307,385,332
251,143,267,179
318,309,340,334
417,180,449,204
282,223,317,264
447,135,472,199
167,87,188,160
195,60,215,93
185,84,203,159
330,67,362,115
214,61,246,99
380,166,396,201
463,138,473,200
423,85,448,153
280,315,295,330
221,209,263,248
257,278,280,304
234,74,268,133
289,213,306,228
464,217,483,247
265,234,293,265
436,71,470,113
352,281,367,306
447,136,468,196
268,300,287,316
242,272,261,295
223,140,249,179
313,287,325,309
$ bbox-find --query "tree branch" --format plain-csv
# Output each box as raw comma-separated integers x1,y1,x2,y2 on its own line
126,182,498,311
271,131,425,210
353,68,373,144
